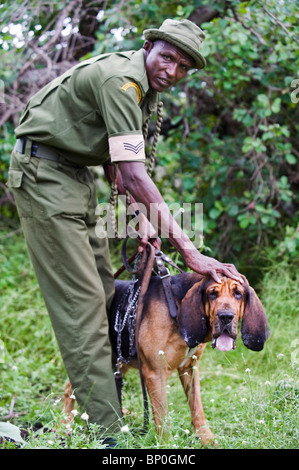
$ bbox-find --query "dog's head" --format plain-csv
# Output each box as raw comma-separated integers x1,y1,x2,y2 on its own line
177,275,270,351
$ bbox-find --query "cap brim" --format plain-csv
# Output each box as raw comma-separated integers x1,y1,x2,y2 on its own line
143,28,206,69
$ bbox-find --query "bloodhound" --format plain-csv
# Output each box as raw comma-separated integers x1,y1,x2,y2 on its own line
64,272,269,445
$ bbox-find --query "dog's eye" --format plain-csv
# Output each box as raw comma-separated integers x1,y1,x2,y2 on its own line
233,289,242,300
208,290,218,300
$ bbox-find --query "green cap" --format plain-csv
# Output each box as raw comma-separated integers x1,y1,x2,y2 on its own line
143,19,206,70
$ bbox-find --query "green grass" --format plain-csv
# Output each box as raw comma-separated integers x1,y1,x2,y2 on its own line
0,228,298,449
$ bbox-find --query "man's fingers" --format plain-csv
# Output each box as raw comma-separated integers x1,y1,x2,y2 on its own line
151,237,162,250
209,270,222,284
222,264,244,283
137,237,147,253
138,236,161,253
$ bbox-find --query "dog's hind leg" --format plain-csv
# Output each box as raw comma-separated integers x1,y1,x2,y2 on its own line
142,364,170,438
63,380,75,418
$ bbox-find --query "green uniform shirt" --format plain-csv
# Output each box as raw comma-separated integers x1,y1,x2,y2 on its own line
15,49,158,166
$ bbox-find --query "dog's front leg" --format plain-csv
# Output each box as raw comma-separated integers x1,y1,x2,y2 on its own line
178,352,216,446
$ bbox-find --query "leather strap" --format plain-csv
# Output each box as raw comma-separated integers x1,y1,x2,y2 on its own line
155,250,183,319
114,251,139,279
119,236,148,276
161,276,178,319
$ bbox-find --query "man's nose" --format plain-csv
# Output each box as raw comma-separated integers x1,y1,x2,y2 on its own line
166,63,177,78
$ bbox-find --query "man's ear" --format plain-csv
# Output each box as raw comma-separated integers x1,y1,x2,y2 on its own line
143,40,154,53
177,280,209,348
241,282,270,351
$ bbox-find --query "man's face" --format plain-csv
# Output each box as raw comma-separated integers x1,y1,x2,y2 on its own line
143,40,195,92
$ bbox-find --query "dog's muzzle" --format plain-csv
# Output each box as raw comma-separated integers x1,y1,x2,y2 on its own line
212,310,236,351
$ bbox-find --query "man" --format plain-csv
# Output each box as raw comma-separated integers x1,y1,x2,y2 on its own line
7,19,241,441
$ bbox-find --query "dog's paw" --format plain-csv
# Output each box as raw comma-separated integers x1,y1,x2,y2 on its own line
195,425,218,447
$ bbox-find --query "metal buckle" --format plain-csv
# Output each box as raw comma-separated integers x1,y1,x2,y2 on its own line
159,267,170,279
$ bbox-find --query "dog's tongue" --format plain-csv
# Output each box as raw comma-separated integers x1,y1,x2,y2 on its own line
215,332,234,351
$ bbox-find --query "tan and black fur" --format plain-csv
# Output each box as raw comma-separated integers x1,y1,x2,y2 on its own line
64,272,269,445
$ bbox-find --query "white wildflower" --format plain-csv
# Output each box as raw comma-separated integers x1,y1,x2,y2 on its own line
81,412,89,421
158,350,165,356
121,425,130,433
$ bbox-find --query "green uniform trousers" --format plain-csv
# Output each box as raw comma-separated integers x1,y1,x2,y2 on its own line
8,142,122,433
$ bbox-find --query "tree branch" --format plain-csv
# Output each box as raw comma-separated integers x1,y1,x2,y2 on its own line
261,5,299,43
231,6,266,46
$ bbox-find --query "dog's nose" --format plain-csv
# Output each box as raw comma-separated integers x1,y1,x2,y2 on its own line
218,311,234,325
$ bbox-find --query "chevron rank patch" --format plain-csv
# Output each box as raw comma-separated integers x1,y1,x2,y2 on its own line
109,134,146,162
121,82,142,104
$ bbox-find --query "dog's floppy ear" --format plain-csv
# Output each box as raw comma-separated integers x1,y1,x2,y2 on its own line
241,281,270,351
177,280,209,348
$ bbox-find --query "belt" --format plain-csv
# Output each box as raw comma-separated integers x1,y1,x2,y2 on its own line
14,137,59,162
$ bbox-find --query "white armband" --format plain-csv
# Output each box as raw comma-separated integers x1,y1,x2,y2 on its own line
109,134,146,162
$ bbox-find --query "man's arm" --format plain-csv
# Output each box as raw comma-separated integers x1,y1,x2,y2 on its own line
117,161,242,283
103,162,161,250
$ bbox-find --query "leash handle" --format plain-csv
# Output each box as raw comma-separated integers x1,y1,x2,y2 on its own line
120,236,148,275
114,251,139,279
115,236,184,279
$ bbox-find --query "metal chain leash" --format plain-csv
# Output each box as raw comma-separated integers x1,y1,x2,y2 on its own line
114,254,142,364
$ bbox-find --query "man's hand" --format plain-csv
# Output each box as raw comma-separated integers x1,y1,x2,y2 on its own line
184,249,243,284
131,211,162,252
